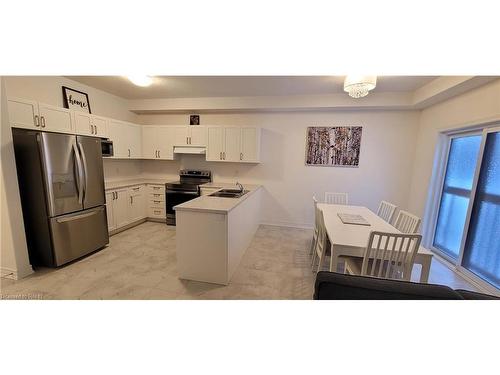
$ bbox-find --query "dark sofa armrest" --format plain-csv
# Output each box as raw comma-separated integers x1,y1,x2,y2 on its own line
314,271,464,300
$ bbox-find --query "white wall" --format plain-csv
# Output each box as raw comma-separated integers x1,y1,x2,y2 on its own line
4,76,137,122
139,111,420,227
1,77,32,279
409,79,500,223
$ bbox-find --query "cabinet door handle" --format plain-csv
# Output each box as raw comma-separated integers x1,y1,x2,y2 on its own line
223,151,226,160
189,137,192,144
34,115,40,127
115,192,117,200
186,137,188,144
130,196,133,204
158,150,160,158
41,116,46,128
240,152,243,160
93,125,97,134
128,149,131,157
219,152,222,160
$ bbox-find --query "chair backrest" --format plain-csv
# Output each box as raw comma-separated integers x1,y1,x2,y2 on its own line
377,200,397,223
324,192,348,205
393,210,421,233
361,231,422,281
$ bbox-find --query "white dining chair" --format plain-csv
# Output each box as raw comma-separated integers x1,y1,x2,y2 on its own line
309,196,319,256
324,192,348,205
311,206,328,273
393,210,421,234
377,200,397,223
343,231,422,281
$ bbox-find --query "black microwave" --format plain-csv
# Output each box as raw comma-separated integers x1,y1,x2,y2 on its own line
101,139,114,157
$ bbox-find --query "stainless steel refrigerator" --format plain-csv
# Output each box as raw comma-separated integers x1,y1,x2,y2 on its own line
12,129,109,267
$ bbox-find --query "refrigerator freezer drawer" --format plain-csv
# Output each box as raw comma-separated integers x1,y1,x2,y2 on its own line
49,206,109,266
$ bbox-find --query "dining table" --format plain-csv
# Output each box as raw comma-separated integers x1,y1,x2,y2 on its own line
317,203,433,283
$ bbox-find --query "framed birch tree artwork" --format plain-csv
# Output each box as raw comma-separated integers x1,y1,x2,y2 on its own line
305,126,362,167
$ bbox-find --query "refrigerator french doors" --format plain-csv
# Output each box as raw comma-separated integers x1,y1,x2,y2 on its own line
12,129,109,267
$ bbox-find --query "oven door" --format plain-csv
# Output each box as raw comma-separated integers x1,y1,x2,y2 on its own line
166,189,200,224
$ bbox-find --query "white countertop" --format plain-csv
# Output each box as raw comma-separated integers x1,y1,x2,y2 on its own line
174,184,262,214
104,178,168,190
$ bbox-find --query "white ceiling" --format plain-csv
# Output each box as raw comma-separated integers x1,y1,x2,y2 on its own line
68,76,437,100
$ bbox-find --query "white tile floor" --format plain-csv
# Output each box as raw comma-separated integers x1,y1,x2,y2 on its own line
0,222,478,299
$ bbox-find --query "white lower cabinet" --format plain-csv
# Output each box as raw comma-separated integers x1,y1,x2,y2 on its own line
147,184,166,220
105,191,116,231
105,185,146,233
129,185,146,222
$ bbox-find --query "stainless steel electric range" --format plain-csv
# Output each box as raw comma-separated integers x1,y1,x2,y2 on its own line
165,169,212,225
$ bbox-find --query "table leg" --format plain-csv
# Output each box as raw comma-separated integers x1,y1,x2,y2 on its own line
419,256,431,283
329,244,339,272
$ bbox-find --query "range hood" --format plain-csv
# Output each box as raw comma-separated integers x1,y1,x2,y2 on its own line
173,146,206,155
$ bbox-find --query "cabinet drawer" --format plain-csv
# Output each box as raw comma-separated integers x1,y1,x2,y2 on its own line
129,185,144,195
148,185,165,194
149,192,165,201
148,207,166,218
149,199,165,208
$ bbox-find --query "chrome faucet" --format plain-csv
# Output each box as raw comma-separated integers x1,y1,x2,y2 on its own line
236,181,244,192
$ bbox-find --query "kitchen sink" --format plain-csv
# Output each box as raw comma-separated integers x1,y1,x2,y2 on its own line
209,189,249,198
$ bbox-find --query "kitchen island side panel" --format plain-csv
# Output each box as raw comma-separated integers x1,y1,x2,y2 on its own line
227,188,262,279
176,210,228,284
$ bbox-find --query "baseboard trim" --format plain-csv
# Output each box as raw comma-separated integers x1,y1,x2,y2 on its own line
1,265,34,280
109,218,147,236
259,221,313,230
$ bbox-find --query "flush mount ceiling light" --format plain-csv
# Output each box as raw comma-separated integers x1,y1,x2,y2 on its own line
343,75,377,98
126,75,154,87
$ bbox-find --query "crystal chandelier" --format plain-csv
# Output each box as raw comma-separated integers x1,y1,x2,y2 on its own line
343,75,377,98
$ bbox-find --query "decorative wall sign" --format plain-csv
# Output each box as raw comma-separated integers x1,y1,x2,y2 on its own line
62,86,91,113
305,126,362,167
189,115,200,125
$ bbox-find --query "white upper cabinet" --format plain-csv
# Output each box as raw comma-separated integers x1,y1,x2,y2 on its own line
37,103,73,133
174,126,207,146
7,98,39,130
108,120,142,159
157,126,175,160
142,126,157,159
189,126,207,146
8,98,73,133
73,112,108,137
174,126,189,146
224,127,241,162
241,127,260,162
107,119,128,158
142,125,175,160
207,127,224,161
128,123,142,158
206,126,261,163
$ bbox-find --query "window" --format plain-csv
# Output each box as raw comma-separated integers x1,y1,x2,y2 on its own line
462,132,500,288
432,127,500,290
433,135,482,259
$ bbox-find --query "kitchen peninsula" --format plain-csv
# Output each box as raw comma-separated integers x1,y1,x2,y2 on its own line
175,183,262,285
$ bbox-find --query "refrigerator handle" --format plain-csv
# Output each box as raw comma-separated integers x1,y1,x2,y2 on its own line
77,141,89,204
72,142,84,205
56,208,102,223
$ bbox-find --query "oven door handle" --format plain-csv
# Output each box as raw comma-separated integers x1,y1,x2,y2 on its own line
166,190,199,195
